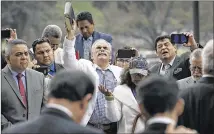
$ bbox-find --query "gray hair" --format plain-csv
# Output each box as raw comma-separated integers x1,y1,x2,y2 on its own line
41,25,62,39
202,39,214,75
189,48,202,64
5,39,27,57
91,39,112,52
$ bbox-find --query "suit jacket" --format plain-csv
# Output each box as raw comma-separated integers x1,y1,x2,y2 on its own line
1,66,46,130
3,107,103,134
75,31,113,59
106,84,145,133
177,76,196,90
178,77,214,134
55,63,64,72
150,52,191,80
63,37,123,126
142,123,168,134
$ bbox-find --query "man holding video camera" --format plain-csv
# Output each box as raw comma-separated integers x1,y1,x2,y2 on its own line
32,37,64,78
150,33,202,80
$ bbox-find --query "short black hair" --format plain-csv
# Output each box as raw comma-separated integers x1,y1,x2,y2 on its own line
137,75,179,116
32,37,51,53
154,35,173,51
76,11,94,25
48,70,95,102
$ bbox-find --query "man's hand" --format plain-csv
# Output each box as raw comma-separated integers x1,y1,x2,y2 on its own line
165,124,198,134
65,19,76,40
6,28,17,42
98,85,113,96
183,32,198,50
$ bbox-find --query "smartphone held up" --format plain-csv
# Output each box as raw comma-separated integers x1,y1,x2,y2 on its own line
171,34,188,44
64,2,75,31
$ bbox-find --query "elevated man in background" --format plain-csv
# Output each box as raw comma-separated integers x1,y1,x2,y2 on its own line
75,11,112,61
177,48,202,90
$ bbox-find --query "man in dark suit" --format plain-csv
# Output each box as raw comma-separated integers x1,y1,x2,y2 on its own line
32,37,64,78
136,75,197,133
1,39,46,130
150,32,201,80
75,11,112,61
178,39,214,134
3,70,103,134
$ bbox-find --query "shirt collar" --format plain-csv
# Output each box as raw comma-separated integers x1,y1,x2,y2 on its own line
94,64,112,71
8,65,26,77
161,56,176,69
46,103,73,117
49,62,55,72
83,36,93,41
202,74,214,78
147,116,176,126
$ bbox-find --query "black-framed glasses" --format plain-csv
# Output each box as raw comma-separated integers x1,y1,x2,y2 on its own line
190,65,202,71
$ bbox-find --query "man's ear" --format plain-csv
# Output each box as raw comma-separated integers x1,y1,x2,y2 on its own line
5,56,10,64
174,98,185,116
81,94,92,110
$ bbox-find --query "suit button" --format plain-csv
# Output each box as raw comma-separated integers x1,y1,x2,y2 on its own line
23,114,26,117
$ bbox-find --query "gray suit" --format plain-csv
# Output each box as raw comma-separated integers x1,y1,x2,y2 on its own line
150,52,191,80
1,65,46,130
177,76,196,90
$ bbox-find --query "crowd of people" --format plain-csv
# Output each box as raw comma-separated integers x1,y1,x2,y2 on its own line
1,11,214,134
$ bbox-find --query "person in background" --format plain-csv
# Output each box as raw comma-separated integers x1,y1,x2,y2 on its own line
177,48,202,90
1,39,46,130
99,56,149,133
136,75,197,134
178,39,214,134
75,11,113,61
42,25,64,64
32,37,64,78
3,70,103,134
150,32,202,80
114,46,139,68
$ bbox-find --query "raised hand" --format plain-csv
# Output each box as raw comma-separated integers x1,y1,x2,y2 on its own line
65,19,76,40
98,85,113,96
182,32,197,48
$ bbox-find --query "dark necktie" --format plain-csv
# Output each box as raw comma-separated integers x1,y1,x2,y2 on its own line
16,73,27,106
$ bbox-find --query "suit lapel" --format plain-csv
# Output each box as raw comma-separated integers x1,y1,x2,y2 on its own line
26,69,34,109
170,56,182,75
92,31,100,43
3,66,26,107
75,35,84,58
113,85,140,113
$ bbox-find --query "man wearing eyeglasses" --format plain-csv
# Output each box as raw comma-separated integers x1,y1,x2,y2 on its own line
177,48,202,90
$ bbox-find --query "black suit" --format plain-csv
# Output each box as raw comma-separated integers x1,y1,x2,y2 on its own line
3,107,103,134
178,77,214,134
142,123,168,134
150,52,191,80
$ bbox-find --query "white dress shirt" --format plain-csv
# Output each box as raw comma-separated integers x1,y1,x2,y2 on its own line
160,56,176,76
147,116,176,126
46,103,73,117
